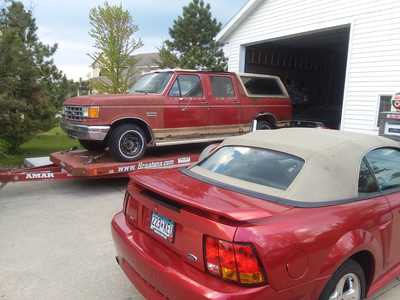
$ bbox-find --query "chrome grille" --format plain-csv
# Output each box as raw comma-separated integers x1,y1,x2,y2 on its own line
63,106,84,121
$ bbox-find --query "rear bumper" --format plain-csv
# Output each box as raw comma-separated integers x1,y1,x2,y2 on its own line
111,212,321,300
60,119,110,141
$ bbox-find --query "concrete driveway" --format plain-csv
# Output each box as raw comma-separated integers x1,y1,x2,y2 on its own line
0,179,399,300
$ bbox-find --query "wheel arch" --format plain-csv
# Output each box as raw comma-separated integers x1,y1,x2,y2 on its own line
317,230,379,296
110,117,154,144
350,250,375,293
254,113,278,128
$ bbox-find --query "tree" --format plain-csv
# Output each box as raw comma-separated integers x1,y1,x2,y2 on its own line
89,3,142,94
159,0,227,71
0,1,68,152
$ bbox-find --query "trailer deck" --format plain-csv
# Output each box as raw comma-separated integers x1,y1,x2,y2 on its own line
0,145,202,187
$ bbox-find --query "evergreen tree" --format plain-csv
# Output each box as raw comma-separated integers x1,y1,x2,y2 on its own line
89,3,142,94
159,0,227,71
0,1,68,152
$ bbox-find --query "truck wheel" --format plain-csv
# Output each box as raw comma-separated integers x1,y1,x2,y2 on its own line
256,120,273,130
79,140,107,152
109,124,146,162
319,260,366,300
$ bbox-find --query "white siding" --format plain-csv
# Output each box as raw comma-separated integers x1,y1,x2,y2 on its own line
221,0,400,134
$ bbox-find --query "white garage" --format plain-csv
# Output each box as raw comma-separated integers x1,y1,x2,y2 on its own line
217,0,400,133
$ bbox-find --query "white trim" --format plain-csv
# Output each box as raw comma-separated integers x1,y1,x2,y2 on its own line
155,137,226,147
340,21,354,131
240,21,353,48
239,45,246,72
216,0,263,42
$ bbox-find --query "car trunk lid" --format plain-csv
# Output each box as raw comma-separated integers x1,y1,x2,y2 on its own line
132,169,291,223
125,169,292,272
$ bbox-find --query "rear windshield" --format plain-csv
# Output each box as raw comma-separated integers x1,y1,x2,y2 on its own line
130,72,172,94
240,76,285,97
198,146,304,190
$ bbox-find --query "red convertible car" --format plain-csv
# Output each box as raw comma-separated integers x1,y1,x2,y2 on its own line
112,128,400,300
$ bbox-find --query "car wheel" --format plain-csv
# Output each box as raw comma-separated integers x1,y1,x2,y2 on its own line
319,260,366,300
109,124,146,162
79,140,107,152
256,120,273,130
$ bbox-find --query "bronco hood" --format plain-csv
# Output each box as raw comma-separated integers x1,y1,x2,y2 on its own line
63,93,164,106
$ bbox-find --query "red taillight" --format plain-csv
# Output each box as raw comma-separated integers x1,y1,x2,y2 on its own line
124,192,138,226
219,240,238,282
204,236,266,286
234,244,265,284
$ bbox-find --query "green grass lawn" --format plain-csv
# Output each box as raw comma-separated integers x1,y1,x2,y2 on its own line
0,127,80,168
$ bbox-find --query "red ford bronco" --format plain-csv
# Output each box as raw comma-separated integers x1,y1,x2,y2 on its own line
61,70,292,162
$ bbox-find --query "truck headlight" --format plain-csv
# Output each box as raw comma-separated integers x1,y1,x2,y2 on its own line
82,106,100,118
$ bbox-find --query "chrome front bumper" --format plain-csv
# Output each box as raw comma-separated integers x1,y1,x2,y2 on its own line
60,119,110,141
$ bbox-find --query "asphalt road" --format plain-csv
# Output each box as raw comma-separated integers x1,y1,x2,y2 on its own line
0,179,399,300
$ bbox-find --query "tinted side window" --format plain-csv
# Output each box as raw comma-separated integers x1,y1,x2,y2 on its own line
211,76,235,98
366,148,400,191
358,158,379,194
168,75,203,97
240,76,284,96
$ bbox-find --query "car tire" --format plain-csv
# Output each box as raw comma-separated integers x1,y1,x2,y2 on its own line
256,120,273,130
108,124,146,162
79,140,107,152
319,259,366,300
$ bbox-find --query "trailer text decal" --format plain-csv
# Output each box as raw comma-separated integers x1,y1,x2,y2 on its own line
178,157,191,164
25,172,55,180
117,157,192,173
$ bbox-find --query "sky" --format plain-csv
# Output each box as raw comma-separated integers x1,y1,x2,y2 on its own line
20,0,247,81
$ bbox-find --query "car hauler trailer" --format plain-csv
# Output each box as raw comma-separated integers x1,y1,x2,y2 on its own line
0,121,325,190
0,146,201,189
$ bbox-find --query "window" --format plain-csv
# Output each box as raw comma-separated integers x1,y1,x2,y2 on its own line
198,146,304,190
168,75,203,97
358,159,379,194
377,95,392,126
130,72,172,94
366,148,400,191
211,76,235,98
240,76,284,96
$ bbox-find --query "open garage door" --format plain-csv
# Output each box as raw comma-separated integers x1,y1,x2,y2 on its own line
245,26,350,129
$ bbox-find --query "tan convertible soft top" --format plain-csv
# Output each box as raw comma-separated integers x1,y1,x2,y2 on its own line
190,128,399,204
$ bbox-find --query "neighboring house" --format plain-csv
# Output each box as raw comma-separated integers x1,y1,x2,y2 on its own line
217,0,400,132
89,52,160,92
129,52,160,78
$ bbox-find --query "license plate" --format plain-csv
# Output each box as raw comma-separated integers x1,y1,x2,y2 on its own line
150,212,175,242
